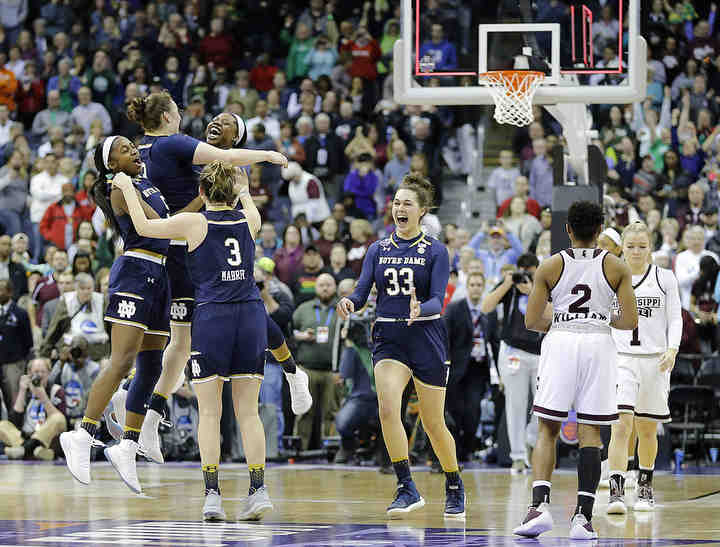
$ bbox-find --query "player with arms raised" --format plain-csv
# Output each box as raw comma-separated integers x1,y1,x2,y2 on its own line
606,221,682,514
514,201,638,539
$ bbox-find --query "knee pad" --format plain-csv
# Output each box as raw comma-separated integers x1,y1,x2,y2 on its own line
266,316,285,350
126,350,163,415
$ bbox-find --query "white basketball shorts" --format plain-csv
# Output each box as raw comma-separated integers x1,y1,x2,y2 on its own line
533,329,619,425
616,353,671,422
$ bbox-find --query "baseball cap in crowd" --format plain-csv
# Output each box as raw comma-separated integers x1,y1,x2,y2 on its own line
190,95,205,104
489,226,505,237
257,257,275,274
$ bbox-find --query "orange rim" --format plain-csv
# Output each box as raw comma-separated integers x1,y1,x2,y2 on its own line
478,70,545,92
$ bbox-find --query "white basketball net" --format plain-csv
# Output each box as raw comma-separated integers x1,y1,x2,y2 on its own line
479,71,545,127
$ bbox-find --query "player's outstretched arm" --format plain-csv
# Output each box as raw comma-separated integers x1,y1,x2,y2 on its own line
609,257,639,331
193,142,288,168
113,172,207,247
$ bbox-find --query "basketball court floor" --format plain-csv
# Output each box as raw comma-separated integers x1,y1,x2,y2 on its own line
1,461,718,546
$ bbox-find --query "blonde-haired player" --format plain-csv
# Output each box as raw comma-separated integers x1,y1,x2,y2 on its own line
606,221,682,514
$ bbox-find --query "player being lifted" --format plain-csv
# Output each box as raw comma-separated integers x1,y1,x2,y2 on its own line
514,201,638,540
606,221,682,514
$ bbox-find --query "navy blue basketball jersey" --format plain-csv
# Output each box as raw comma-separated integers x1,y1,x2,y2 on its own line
111,177,170,256
188,209,261,305
138,134,200,213
349,232,450,318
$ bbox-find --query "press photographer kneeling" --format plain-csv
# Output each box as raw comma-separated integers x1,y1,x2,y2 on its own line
0,357,67,460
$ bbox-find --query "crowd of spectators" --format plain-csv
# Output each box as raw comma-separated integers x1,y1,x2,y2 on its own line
0,0,717,468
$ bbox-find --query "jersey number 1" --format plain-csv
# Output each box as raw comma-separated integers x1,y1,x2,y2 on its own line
630,326,641,346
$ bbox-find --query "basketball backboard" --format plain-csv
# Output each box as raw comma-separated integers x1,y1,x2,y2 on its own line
394,0,647,106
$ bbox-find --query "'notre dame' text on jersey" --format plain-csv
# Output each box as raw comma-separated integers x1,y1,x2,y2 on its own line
188,209,261,305
550,248,616,331
349,232,449,318
611,264,683,354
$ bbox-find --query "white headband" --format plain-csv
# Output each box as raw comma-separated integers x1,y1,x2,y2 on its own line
102,136,120,170
232,114,246,145
601,228,621,246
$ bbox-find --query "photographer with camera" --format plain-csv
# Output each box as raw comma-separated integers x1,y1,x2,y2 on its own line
481,253,543,474
48,335,100,429
333,318,378,464
0,357,66,460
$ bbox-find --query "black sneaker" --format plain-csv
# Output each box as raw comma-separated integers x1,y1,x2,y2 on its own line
444,478,465,518
386,481,426,518
634,485,655,512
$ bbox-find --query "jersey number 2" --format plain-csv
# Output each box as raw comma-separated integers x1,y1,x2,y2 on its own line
569,284,591,313
385,267,414,296
224,238,242,266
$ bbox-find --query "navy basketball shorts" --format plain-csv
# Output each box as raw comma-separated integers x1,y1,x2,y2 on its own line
189,300,268,384
105,253,170,337
372,318,450,388
167,243,195,326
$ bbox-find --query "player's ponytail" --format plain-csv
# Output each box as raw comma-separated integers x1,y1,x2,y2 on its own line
127,91,173,132
92,140,122,237
398,173,435,216
199,160,236,205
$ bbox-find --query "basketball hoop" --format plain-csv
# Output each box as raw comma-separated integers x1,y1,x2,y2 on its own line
478,70,545,127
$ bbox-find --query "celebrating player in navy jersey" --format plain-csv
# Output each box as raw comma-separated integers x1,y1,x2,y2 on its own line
108,92,288,463
204,112,312,415
337,174,466,519
60,136,171,494
114,160,273,522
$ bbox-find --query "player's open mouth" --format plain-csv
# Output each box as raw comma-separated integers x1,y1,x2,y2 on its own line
396,215,408,226
207,125,222,139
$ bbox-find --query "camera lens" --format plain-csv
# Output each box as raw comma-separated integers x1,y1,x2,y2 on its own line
31,375,42,387
70,347,83,359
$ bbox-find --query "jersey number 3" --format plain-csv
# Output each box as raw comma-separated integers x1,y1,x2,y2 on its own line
385,267,414,296
224,238,242,266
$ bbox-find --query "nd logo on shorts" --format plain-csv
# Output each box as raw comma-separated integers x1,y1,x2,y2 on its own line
118,300,137,319
171,302,188,322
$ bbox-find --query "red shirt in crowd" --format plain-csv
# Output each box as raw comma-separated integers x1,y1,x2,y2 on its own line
496,197,541,219
340,39,381,81
250,64,279,93
32,274,60,325
39,199,95,251
198,33,236,69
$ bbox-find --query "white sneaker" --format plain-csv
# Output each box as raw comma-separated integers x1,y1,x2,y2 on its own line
513,502,553,537
598,459,610,489
60,429,94,485
284,368,312,415
607,495,627,514
569,513,598,539
103,389,127,441
237,486,274,521
203,489,226,521
105,439,142,494
138,409,164,464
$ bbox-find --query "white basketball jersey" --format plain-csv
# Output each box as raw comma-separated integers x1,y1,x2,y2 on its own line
550,248,616,332
612,264,678,354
